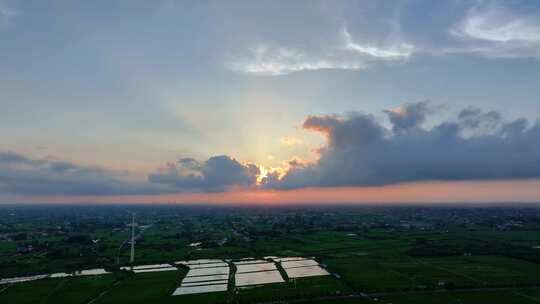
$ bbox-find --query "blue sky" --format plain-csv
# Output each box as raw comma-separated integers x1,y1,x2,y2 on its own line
1,0,540,203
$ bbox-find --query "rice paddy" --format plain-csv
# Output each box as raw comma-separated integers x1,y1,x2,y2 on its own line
281,259,320,268
3,204,539,304
182,274,229,283
182,279,228,286
235,261,278,273
235,270,285,286
285,265,331,278
121,264,178,273
172,283,228,296
184,266,229,276
272,257,332,279
0,268,111,285
172,259,231,296
132,267,178,273
131,264,172,270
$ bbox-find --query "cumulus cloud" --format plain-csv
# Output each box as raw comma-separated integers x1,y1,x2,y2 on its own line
148,155,259,192
0,152,155,195
4,102,540,196
383,101,433,133
5,103,540,196
262,102,540,189
302,113,385,150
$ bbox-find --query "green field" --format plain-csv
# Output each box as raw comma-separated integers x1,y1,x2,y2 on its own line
0,276,117,304
94,272,181,304
378,290,540,304
323,254,540,292
233,276,351,303
2,205,540,303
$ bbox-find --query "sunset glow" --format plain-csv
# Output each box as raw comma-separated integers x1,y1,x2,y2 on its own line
1,1,540,205
256,165,268,185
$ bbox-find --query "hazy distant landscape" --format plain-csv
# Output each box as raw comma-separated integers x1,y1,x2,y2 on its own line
1,204,540,303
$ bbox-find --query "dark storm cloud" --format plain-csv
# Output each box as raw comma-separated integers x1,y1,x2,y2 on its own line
148,155,259,192
0,152,156,195
263,103,540,189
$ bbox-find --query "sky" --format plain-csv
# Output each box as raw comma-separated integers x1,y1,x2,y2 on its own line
1,0,540,204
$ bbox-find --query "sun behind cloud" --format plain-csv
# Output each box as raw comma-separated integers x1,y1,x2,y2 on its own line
280,136,303,146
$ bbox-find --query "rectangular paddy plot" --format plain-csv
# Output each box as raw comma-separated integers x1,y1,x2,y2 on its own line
49,273,72,279
76,268,110,276
181,279,228,286
120,264,177,273
234,259,267,265
274,257,331,279
233,259,285,286
1,268,112,285
281,259,319,268
284,265,330,278
185,266,229,276
0,274,48,285
172,283,228,296
188,262,228,269
132,267,177,273
235,270,285,286
236,262,278,273
172,259,231,296
180,259,225,266
271,257,309,262
131,264,172,270
182,274,229,283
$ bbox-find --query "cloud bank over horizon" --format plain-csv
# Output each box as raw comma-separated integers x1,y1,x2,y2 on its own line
148,156,259,193
2,103,540,197
0,152,157,196
263,103,540,189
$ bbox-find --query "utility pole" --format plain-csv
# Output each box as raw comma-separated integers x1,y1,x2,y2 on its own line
130,213,135,268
